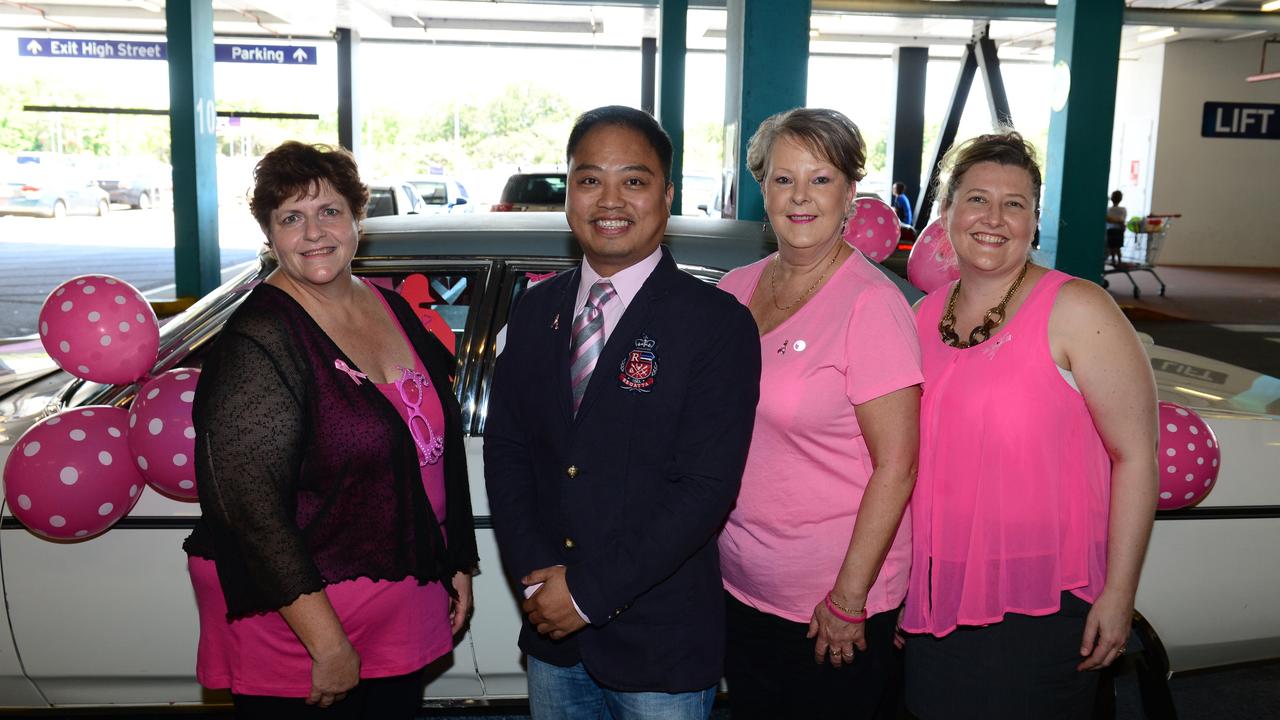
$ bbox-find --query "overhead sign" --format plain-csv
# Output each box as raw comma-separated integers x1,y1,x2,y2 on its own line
214,43,315,65
1201,102,1279,140
19,37,165,60
17,38,316,66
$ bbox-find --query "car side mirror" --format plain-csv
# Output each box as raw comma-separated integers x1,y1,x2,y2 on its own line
697,204,708,212
453,197,468,206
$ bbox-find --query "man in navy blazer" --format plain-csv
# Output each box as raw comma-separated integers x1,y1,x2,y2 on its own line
485,106,761,719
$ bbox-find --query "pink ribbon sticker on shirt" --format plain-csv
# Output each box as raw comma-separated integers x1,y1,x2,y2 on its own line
334,358,368,385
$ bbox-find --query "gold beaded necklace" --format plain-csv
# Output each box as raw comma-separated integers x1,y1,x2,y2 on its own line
938,261,1030,348
770,241,843,312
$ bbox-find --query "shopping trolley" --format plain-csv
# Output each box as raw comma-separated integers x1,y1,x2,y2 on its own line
1102,213,1180,299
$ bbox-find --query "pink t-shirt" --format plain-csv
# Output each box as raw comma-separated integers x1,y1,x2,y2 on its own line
189,282,453,696
901,270,1111,637
717,250,923,622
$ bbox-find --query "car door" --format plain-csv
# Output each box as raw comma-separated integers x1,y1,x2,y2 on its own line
0,260,502,707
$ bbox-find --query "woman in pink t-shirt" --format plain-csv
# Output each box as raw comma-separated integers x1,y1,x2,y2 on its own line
718,108,922,719
900,132,1158,719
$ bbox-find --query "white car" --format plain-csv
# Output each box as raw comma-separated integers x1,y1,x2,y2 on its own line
0,213,1276,711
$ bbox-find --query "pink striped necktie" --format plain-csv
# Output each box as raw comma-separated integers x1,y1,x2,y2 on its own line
569,280,617,414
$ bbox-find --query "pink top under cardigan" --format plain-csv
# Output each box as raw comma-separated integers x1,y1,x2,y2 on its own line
189,282,453,696
901,270,1112,637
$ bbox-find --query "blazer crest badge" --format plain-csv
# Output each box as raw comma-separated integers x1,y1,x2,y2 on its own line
619,334,659,392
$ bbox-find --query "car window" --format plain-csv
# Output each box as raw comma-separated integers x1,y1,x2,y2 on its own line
366,188,396,218
415,181,448,206
503,174,567,205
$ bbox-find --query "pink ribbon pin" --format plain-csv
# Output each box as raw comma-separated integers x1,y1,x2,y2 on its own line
334,358,368,385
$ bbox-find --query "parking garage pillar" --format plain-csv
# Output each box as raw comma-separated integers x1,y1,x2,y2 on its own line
1039,0,1123,284
889,47,927,217
337,28,361,158
729,0,811,222
166,0,221,299
658,0,687,215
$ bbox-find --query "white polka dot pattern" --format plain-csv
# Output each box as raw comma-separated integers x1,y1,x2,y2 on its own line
843,197,900,261
906,218,959,293
126,367,202,500
37,275,160,384
0,406,145,541
1156,401,1222,510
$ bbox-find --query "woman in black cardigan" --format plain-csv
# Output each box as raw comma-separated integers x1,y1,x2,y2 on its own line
183,141,477,719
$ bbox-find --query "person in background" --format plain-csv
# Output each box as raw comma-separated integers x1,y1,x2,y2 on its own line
891,181,914,225
1106,190,1128,267
485,105,760,720
901,132,1158,720
718,107,922,719
184,141,478,719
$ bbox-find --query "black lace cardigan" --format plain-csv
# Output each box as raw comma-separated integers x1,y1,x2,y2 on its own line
183,282,479,619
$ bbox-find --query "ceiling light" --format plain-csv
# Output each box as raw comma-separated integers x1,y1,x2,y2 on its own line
1262,0,1280,12
1137,27,1179,43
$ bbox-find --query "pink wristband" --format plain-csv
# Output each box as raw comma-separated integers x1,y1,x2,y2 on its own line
825,593,867,624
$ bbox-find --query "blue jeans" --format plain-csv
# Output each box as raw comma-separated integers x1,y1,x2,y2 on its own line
527,657,716,720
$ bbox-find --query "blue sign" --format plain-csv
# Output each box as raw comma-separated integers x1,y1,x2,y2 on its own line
214,43,315,65
1202,102,1280,140
18,38,316,66
19,37,165,60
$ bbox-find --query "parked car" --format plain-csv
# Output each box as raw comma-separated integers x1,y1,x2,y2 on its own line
0,213,1276,710
93,159,171,210
490,172,566,212
0,165,111,218
365,180,425,218
410,176,473,214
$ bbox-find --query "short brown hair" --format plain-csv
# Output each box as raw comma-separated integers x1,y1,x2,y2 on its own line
937,131,1042,215
746,108,867,185
249,141,369,230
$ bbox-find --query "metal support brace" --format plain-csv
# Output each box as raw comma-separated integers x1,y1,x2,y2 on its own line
641,37,657,115
914,43,976,232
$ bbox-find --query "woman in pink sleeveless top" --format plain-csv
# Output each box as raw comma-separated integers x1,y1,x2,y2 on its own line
900,132,1158,719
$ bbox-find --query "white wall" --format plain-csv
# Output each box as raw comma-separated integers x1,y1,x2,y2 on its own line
1148,40,1280,268
1110,44,1164,229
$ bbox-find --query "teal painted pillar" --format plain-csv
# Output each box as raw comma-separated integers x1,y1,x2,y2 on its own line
167,0,220,298
658,0,687,216
336,28,360,157
732,0,810,222
1039,0,1122,284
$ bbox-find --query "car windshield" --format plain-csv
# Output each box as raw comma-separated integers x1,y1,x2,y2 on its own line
504,174,566,204
366,188,397,217
413,181,448,206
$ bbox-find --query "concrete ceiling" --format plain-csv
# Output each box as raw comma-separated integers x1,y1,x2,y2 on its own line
0,0,1274,59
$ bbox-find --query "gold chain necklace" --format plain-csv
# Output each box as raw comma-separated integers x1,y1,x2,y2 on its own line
770,242,842,312
939,261,1030,348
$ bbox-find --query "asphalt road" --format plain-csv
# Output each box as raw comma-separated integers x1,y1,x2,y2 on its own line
0,207,261,338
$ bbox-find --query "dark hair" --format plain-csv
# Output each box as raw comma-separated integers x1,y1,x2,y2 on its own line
746,108,867,185
566,105,674,185
893,182,906,193
937,131,1042,214
249,141,369,230
1110,190,1123,204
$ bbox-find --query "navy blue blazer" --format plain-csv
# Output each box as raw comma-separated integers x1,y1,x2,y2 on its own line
484,247,761,693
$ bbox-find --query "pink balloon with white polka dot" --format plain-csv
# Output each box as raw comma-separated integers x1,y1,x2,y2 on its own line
906,219,960,294
38,275,160,384
2,406,145,541
127,368,200,500
843,197,901,262
1157,401,1221,510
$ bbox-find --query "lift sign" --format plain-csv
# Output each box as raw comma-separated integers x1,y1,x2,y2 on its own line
1201,102,1279,140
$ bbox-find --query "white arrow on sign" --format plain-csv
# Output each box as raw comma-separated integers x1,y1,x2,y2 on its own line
292,48,308,62
26,39,42,54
